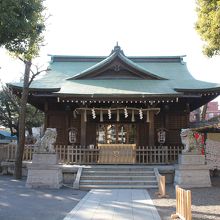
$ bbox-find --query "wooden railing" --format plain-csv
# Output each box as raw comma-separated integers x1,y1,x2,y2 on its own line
55,145,99,164
136,146,182,164
171,185,192,220
0,144,33,162
0,144,183,164
0,144,16,162
154,168,166,198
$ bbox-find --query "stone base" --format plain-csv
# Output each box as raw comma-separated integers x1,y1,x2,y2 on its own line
178,153,205,165
32,153,58,165
26,153,62,189
174,154,211,188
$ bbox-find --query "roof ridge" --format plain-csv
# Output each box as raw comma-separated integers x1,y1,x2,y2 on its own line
66,50,167,80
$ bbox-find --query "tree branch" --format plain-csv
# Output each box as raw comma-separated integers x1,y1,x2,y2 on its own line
28,67,50,86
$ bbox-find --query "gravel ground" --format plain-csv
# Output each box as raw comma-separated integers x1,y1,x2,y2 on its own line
148,177,220,220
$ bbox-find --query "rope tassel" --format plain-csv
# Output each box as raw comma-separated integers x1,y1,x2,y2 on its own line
100,109,103,122
84,109,87,122
131,109,135,122
117,109,120,122
146,111,150,123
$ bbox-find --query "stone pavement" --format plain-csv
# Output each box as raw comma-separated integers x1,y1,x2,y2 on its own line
63,189,161,220
0,176,87,220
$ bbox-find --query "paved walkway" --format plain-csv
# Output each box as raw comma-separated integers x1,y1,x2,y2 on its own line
63,189,161,220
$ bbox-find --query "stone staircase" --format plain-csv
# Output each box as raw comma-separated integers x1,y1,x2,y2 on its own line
79,165,158,189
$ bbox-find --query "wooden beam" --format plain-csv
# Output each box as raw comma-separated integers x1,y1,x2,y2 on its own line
148,111,155,146
44,101,48,130
80,112,86,146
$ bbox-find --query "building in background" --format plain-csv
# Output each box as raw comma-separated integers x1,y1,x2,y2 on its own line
0,130,17,144
190,101,220,122
206,101,220,120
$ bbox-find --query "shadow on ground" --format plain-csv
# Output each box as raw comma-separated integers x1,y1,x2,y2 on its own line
0,175,88,220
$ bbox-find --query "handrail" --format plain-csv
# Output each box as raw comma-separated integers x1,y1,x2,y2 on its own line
154,168,166,198
73,166,83,189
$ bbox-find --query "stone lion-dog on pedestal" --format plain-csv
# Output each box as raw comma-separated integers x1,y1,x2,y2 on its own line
34,128,57,153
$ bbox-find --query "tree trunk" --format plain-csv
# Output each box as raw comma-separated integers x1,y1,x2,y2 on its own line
201,104,208,121
14,60,31,179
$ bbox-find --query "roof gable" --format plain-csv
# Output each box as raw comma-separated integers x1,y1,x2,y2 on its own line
67,45,167,80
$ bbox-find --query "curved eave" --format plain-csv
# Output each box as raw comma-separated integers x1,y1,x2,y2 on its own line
66,51,167,80
174,87,220,93
33,92,201,98
7,83,60,93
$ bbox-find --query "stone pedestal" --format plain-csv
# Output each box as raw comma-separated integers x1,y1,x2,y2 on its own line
26,153,62,189
174,154,211,188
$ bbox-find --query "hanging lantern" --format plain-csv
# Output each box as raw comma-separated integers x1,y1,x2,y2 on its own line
108,108,111,119
91,108,96,119
131,109,135,122
116,109,120,122
139,109,143,119
124,108,128,118
84,109,87,122
100,109,103,122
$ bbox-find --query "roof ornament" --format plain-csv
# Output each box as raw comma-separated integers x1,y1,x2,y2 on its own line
111,42,125,55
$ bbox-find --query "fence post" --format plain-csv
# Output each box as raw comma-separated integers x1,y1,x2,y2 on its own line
171,185,192,220
154,168,167,198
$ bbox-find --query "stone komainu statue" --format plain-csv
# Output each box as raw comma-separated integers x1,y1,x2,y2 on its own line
180,128,203,154
180,128,191,153
35,128,57,153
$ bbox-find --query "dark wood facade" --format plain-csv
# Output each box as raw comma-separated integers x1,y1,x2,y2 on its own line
42,101,189,147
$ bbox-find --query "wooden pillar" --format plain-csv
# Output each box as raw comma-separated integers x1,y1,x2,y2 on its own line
80,111,86,147
44,101,48,130
148,111,155,146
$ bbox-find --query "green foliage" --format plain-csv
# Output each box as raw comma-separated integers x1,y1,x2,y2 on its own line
0,85,19,135
195,0,220,57
0,85,44,136
25,104,44,134
0,0,46,60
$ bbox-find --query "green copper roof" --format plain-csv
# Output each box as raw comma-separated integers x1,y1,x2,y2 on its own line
9,46,220,97
68,46,165,80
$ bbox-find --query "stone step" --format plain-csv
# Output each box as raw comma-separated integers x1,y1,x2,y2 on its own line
80,179,158,185
82,167,154,171
81,175,156,181
82,171,155,176
80,184,158,189
79,165,158,189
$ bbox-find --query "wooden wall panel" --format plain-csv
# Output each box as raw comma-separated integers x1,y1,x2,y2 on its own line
167,112,189,129
86,122,96,146
138,123,149,146
166,130,181,145
47,111,67,145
